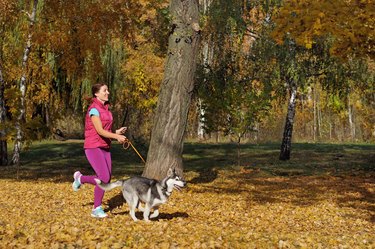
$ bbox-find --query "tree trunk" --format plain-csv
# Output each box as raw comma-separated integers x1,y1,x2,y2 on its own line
347,91,355,141
197,98,205,139
142,0,200,180
197,0,212,140
0,65,8,166
328,106,332,140
236,131,247,166
279,80,297,161
316,89,321,140
313,84,316,141
12,0,38,165
301,94,306,139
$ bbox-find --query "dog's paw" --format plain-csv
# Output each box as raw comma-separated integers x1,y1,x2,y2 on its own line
94,178,102,185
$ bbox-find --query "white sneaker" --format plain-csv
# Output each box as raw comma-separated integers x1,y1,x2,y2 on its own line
72,171,82,191
91,206,107,218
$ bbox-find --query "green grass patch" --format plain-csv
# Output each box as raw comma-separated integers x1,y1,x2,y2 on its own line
1,140,374,181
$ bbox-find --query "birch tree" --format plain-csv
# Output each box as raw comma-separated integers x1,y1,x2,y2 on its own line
279,76,298,160
0,0,18,166
196,0,213,140
271,0,375,158
11,0,39,165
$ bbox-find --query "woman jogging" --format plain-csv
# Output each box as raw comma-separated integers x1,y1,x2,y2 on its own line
72,83,127,218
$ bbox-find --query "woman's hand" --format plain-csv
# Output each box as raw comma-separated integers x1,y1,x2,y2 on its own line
116,127,127,135
116,134,127,144
115,127,127,143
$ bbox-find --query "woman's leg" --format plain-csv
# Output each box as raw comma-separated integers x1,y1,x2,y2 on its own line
81,148,112,208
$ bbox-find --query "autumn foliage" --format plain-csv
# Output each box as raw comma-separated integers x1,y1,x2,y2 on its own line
272,0,375,59
1,172,373,248
0,141,373,248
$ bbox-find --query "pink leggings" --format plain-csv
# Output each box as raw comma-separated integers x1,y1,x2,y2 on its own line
81,148,112,208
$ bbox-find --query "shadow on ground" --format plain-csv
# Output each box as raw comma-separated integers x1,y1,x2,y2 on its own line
104,192,189,220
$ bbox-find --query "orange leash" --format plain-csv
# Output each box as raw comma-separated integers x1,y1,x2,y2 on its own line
122,138,146,164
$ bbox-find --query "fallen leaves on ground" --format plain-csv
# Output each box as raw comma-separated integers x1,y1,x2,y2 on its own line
0,170,374,248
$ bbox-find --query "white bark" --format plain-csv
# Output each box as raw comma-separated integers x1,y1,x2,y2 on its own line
197,0,213,140
12,0,39,165
347,91,355,140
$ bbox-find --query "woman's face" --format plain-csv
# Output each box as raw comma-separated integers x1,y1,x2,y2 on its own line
95,85,109,103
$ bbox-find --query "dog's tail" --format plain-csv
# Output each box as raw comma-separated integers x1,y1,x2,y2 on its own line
95,179,123,191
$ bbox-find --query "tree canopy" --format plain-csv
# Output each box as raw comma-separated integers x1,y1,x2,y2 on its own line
0,0,373,166
272,0,375,60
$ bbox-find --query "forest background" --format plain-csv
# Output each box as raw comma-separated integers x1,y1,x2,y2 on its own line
0,0,374,165
0,1,374,248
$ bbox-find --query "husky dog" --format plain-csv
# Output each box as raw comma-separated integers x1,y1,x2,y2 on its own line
95,168,186,221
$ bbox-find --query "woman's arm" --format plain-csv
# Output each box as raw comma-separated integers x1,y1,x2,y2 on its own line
91,116,127,143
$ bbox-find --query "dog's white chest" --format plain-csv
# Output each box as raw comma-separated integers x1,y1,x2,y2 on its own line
151,188,168,207
151,198,166,207
156,196,168,205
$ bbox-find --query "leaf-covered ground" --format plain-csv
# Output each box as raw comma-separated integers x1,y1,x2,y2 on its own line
0,141,374,248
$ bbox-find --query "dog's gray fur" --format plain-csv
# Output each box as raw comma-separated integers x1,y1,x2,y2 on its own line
95,168,186,221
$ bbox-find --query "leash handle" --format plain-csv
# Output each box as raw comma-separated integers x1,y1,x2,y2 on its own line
122,139,131,150
122,138,146,164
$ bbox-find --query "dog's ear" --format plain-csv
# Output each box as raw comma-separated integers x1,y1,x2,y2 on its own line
167,168,173,177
